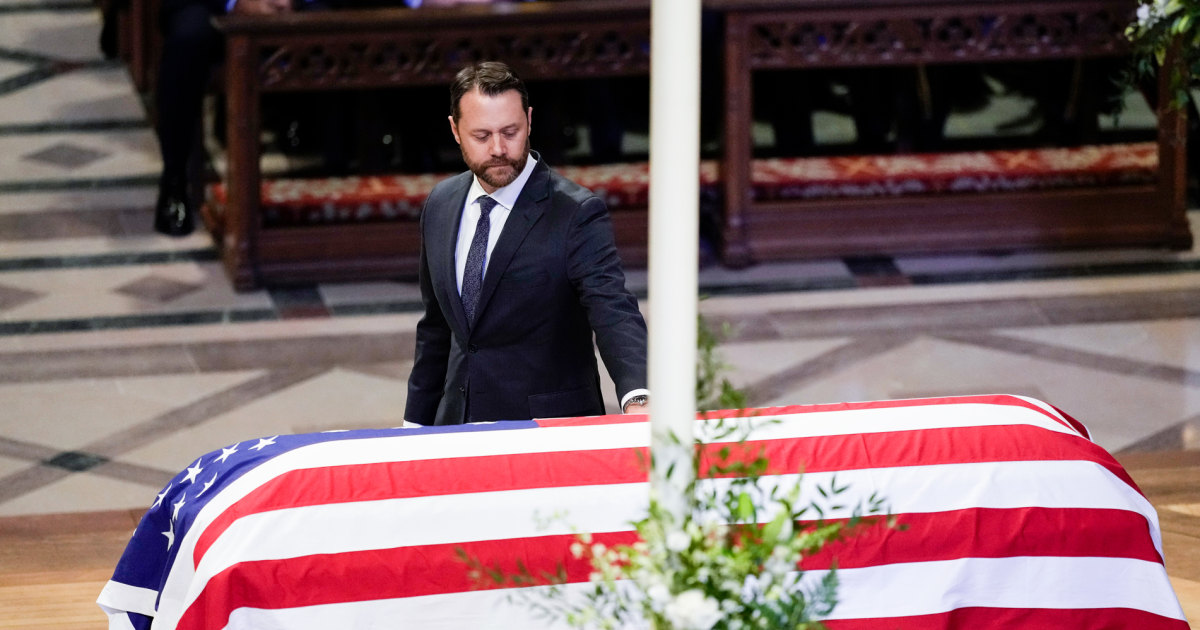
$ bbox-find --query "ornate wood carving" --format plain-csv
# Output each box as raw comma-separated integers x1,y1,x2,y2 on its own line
255,27,651,91
745,4,1133,68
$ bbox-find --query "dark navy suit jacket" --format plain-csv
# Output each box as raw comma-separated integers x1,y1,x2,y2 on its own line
404,157,648,425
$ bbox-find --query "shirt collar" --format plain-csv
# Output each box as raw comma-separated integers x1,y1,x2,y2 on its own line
468,153,538,211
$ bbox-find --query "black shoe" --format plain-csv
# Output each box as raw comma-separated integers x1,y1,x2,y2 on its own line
154,187,195,237
99,8,119,60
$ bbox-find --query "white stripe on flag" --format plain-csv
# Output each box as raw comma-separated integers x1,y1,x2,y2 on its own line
819,556,1186,621
97,579,158,617
693,402,1084,443
213,556,1183,630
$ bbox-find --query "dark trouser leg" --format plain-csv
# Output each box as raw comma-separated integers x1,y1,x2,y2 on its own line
154,0,220,235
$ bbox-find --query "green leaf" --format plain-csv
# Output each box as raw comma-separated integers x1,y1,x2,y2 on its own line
762,510,791,545
1172,14,1191,34
737,491,755,521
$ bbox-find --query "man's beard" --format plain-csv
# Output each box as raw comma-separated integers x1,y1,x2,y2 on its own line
464,138,530,190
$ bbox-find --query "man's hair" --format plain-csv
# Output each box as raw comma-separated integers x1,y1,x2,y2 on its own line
450,61,530,122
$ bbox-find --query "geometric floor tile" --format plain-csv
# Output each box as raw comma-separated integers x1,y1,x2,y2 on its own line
43,451,108,472
999,320,1200,374
114,274,204,303
0,472,158,517
118,367,406,471
21,142,109,170
268,286,331,319
890,384,1053,402
1119,419,1200,453
0,59,28,85
341,361,413,382
745,335,1200,454
0,282,44,313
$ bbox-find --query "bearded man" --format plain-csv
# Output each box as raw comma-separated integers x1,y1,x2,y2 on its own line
404,61,649,426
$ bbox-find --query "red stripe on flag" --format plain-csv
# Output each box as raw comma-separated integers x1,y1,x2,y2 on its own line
177,507,1163,630
823,606,1189,629
702,424,1137,492
193,425,1135,566
534,413,647,427
536,395,1088,438
179,532,633,630
803,507,1163,569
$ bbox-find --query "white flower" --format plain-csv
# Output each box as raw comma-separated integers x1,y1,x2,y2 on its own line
763,548,795,576
646,582,672,607
1137,4,1151,23
666,529,691,552
664,589,724,630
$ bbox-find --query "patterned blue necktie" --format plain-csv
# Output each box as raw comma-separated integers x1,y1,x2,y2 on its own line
461,195,496,325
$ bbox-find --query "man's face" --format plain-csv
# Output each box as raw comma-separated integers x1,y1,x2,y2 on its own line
450,87,532,194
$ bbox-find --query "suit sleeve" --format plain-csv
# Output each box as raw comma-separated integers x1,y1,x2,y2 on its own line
566,196,649,401
404,208,452,423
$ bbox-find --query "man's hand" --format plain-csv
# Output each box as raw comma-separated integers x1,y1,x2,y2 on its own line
231,0,291,16
623,401,649,415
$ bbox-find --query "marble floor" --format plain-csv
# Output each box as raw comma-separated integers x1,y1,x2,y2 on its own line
2,1,1200,627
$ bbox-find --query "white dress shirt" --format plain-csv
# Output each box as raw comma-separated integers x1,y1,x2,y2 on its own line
454,155,537,295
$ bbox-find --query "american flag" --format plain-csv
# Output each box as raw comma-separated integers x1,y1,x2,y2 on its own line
97,395,1189,629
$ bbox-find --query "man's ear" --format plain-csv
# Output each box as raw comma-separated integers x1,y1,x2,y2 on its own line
526,107,533,136
448,115,461,145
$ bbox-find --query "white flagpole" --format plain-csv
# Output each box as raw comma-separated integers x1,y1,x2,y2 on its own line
648,0,700,521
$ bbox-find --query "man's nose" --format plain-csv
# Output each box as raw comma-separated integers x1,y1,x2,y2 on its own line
489,135,505,155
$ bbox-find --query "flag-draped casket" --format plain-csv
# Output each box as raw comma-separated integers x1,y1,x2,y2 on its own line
98,395,1190,629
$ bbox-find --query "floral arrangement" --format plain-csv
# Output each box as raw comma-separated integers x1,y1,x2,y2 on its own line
546,425,889,630
1126,0,1200,106
462,317,892,630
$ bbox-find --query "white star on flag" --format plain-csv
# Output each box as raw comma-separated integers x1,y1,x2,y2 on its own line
151,483,172,510
197,473,218,497
181,460,204,485
162,526,175,550
215,444,239,464
250,436,278,451
172,495,186,522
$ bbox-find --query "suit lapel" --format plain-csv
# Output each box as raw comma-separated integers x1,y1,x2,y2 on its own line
474,160,549,325
434,173,472,337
